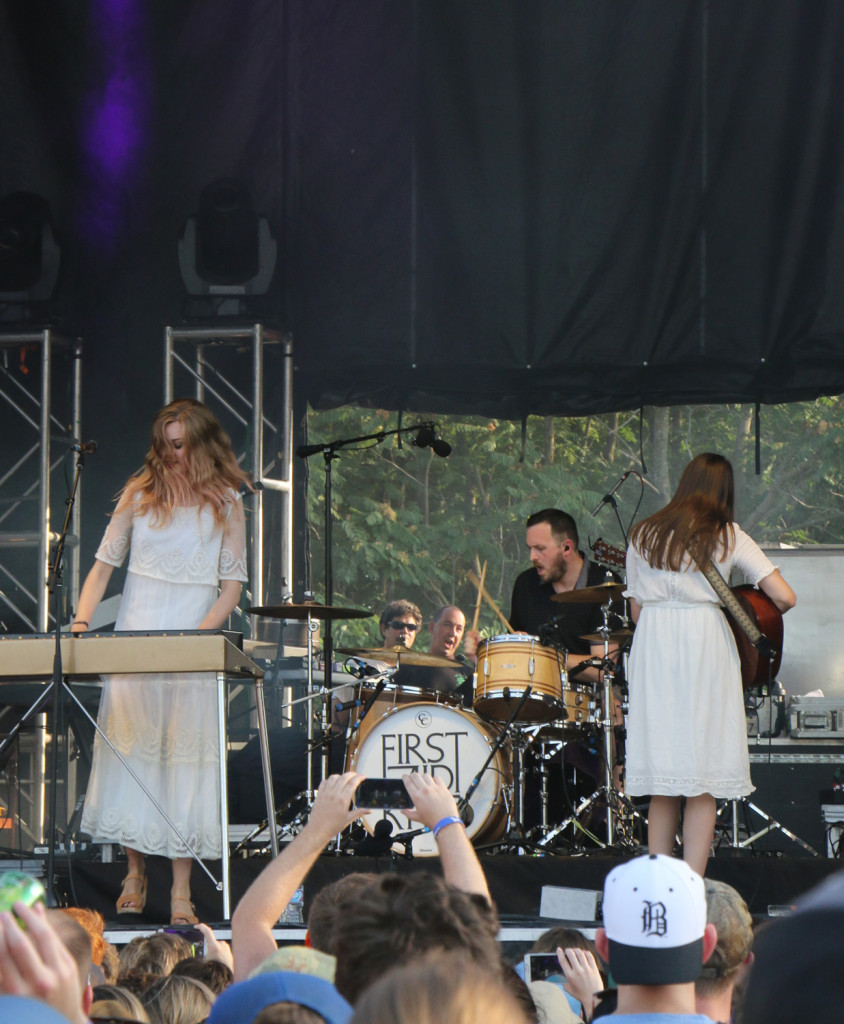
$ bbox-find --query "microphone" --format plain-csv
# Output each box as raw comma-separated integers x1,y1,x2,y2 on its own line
344,656,381,680
239,480,264,496
351,817,395,856
590,471,630,517
456,799,475,827
335,697,363,713
70,440,98,454
296,442,328,458
413,423,451,458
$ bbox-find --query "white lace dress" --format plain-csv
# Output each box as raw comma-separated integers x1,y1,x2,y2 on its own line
623,526,776,799
80,493,248,859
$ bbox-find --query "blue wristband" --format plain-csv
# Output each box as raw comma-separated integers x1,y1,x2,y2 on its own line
432,815,464,838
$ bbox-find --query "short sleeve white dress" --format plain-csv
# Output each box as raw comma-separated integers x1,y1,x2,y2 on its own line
623,526,776,800
80,492,248,859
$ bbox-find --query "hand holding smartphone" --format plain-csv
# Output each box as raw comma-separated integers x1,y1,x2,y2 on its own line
353,777,412,809
524,952,564,984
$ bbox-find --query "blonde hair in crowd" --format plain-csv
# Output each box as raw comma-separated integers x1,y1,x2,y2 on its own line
120,398,250,527
140,974,215,1024
349,955,530,1024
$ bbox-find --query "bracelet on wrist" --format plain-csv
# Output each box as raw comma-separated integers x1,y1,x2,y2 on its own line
73,620,89,628
432,815,464,838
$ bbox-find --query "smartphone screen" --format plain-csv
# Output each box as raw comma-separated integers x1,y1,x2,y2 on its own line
160,925,204,957
524,952,564,984
354,777,412,809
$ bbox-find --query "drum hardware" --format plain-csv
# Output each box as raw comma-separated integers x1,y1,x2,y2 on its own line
459,687,531,842
347,701,512,857
579,628,634,644
244,603,372,846
246,604,372,622
713,684,818,856
335,645,457,669
713,796,819,857
537,599,641,852
550,582,627,604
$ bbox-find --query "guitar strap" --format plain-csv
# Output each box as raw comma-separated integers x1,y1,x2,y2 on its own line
691,553,777,658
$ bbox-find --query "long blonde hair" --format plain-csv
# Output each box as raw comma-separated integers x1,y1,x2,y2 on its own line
121,398,250,527
349,955,531,1024
630,452,736,571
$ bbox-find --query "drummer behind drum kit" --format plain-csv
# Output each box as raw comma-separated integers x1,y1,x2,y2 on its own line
245,584,642,858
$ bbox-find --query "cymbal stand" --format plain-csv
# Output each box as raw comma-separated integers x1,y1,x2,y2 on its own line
231,678,363,852
713,796,819,857
538,602,641,851
522,726,565,840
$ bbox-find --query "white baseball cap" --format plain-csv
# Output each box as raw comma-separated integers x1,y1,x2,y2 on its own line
602,854,707,984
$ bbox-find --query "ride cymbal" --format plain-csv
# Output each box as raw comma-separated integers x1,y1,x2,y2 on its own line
245,603,371,620
550,582,626,604
335,645,457,669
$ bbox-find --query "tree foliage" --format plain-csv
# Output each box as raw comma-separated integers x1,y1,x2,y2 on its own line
303,399,844,649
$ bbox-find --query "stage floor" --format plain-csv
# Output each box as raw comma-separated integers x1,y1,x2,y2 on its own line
56,847,842,942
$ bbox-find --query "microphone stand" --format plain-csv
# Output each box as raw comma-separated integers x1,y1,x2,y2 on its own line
46,447,86,902
296,423,444,792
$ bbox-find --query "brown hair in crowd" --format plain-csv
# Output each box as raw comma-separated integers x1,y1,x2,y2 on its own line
330,872,501,1005
305,872,379,953
252,1005,326,1024
171,955,233,995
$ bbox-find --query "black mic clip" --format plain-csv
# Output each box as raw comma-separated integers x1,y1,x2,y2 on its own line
70,440,98,455
590,471,630,517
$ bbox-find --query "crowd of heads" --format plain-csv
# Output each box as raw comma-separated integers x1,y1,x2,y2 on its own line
4,843,844,1024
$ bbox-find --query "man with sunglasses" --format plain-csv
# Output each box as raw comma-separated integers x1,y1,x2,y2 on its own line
378,600,423,648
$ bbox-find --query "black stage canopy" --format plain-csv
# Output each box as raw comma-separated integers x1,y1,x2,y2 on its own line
3,1,844,420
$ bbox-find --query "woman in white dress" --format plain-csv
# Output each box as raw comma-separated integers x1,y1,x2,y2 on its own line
624,452,795,876
74,398,250,923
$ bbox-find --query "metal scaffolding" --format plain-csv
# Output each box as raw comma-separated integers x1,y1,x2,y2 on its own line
164,323,294,623
0,328,83,844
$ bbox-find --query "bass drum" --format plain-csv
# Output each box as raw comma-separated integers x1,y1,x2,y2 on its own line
348,702,510,856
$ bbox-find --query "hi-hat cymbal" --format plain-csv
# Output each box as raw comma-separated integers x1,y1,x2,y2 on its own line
335,645,458,669
245,603,371,621
551,582,626,604
580,628,635,644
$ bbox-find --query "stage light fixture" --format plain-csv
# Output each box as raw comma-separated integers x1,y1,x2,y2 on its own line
178,178,277,316
0,191,60,305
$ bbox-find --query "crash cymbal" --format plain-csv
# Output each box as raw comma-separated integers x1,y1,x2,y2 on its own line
335,645,458,669
245,603,371,621
551,582,626,604
580,628,635,644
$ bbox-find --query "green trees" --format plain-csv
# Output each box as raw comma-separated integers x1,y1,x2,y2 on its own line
304,399,844,648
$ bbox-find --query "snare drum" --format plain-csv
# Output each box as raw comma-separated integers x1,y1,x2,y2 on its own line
347,702,510,856
474,634,565,723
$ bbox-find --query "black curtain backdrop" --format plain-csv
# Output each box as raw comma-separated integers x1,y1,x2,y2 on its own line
3,1,844,429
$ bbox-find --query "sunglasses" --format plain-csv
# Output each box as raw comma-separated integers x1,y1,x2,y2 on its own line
387,620,419,632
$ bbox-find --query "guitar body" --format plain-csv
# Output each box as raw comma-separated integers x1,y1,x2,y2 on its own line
729,585,783,689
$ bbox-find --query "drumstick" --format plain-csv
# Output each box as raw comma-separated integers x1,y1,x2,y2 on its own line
467,570,513,633
471,560,487,633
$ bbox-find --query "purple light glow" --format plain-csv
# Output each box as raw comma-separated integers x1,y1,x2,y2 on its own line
78,0,151,250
